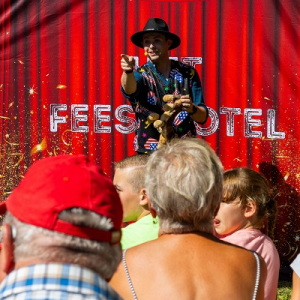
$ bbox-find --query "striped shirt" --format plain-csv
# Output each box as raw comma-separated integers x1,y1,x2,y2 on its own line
0,263,123,300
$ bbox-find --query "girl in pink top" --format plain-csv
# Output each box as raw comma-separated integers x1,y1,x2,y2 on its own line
214,168,280,300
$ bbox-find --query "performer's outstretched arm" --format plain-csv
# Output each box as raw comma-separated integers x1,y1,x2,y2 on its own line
121,54,137,95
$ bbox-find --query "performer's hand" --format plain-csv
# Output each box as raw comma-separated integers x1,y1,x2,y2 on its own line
181,95,194,114
121,54,135,73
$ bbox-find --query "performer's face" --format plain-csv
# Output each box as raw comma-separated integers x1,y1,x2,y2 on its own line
142,33,173,62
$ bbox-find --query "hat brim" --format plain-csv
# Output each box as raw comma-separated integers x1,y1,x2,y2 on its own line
131,30,181,50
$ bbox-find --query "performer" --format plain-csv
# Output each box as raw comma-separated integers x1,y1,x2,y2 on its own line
121,18,208,153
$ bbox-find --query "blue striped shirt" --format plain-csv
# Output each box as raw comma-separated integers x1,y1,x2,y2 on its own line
0,263,123,300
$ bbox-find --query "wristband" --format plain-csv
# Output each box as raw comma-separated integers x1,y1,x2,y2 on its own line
189,105,198,115
124,69,133,74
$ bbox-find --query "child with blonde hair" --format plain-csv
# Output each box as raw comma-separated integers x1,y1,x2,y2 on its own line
214,167,279,300
114,155,159,249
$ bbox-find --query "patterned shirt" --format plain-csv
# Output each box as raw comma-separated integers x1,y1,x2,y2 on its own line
0,263,123,300
121,60,208,154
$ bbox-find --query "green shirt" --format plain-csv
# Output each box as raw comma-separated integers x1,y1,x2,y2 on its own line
121,214,159,250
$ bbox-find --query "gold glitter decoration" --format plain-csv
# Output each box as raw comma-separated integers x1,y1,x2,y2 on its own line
261,137,274,141
30,137,47,156
3,192,12,196
62,129,72,146
10,153,24,167
290,246,299,260
233,158,242,162
18,60,24,64
56,84,67,89
29,85,37,95
5,135,19,146
0,132,24,199
283,172,290,181
8,102,14,109
282,240,291,256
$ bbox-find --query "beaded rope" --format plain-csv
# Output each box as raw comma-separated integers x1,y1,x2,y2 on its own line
252,251,260,300
123,249,138,300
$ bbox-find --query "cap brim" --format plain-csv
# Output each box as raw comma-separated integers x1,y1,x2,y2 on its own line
131,30,181,50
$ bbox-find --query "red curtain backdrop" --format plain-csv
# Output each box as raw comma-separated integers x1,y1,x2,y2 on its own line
0,0,299,268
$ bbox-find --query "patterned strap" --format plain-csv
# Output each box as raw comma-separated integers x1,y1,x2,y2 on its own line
252,251,261,300
123,249,138,300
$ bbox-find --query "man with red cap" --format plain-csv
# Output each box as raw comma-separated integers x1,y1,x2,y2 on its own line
121,18,208,154
0,155,123,300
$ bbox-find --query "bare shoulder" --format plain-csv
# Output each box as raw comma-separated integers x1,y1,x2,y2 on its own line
217,240,267,300
109,250,132,299
109,245,149,299
109,237,267,300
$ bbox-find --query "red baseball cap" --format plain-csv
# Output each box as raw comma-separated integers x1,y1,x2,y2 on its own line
6,155,123,244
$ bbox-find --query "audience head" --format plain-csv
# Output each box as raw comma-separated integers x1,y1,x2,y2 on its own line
145,138,223,234
114,154,150,222
214,167,277,239
0,155,123,281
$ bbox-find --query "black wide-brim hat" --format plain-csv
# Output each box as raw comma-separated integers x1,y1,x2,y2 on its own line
131,18,181,50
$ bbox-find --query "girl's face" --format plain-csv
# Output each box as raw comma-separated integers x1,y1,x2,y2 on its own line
214,198,249,237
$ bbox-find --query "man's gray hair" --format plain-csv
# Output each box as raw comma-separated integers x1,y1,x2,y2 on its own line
145,138,223,234
4,208,122,280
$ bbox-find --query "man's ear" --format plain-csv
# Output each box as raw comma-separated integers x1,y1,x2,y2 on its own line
244,200,257,218
0,224,15,281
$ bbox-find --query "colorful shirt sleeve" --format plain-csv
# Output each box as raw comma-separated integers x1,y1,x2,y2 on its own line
190,68,204,106
120,71,145,105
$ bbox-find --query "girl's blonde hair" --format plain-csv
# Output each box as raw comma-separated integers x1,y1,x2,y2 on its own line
223,168,277,240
